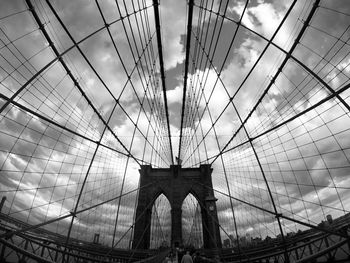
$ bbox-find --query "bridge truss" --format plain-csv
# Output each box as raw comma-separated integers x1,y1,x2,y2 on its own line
0,0,350,262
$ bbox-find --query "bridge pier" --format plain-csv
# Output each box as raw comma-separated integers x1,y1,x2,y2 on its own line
132,165,221,250
171,205,182,247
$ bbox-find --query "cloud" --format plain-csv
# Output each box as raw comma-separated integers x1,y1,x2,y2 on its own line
167,85,183,104
215,92,350,235
1,0,350,247
0,104,137,243
159,0,187,70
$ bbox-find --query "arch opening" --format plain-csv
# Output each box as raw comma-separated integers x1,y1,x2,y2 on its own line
149,193,171,249
182,193,203,249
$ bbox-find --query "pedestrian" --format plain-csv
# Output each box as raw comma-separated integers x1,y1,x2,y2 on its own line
163,256,171,263
213,255,221,262
193,251,201,263
181,251,193,263
178,246,184,263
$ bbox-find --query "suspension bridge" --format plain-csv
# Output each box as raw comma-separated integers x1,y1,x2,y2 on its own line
0,0,350,262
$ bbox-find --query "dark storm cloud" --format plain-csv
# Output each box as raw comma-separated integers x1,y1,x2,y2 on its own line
217,203,279,238
52,0,104,41
0,0,172,245
179,18,248,74
0,103,102,220
0,107,71,162
214,0,350,232
166,62,183,91
1,0,350,246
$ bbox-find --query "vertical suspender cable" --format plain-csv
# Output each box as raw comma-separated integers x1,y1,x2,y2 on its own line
178,0,194,162
153,0,174,165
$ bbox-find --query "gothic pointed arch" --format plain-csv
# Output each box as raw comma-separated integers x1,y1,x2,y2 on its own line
182,193,203,248
150,193,171,249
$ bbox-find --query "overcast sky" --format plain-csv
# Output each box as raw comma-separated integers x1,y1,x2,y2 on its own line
0,0,350,248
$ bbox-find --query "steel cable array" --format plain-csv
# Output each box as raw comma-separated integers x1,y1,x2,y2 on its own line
0,0,350,262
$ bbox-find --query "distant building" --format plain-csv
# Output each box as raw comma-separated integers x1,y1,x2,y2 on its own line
318,214,333,228
223,238,231,248
326,214,333,224
245,233,252,244
93,233,100,244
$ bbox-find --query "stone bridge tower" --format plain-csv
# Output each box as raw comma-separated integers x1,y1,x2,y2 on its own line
132,164,221,249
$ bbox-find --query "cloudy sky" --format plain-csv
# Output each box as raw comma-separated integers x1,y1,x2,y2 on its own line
0,0,350,249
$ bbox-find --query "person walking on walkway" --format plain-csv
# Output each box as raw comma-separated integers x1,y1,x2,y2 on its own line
163,256,171,263
193,251,201,263
181,251,193,263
